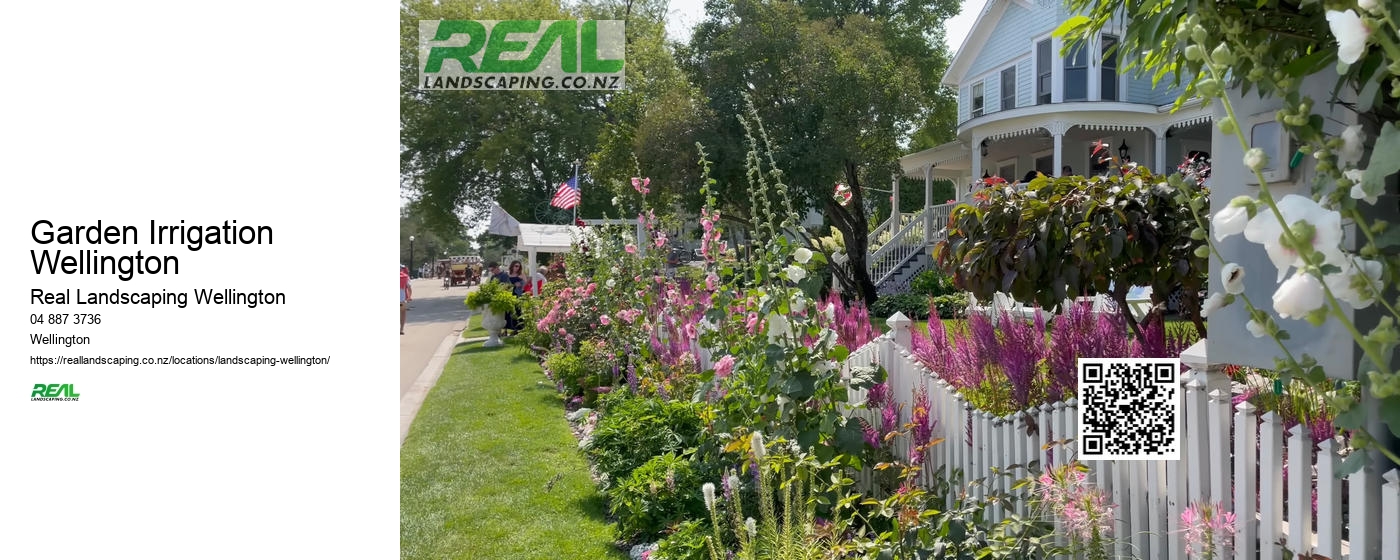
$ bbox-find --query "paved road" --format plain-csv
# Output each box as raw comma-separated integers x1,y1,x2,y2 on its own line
401,277,473,397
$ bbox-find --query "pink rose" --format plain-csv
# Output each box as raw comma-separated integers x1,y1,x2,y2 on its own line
600,315,611,325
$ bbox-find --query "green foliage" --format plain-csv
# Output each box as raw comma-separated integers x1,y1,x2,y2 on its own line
910,269,955,298
932,293,969,319
464,279,518,315
674,265,707,287
653,519,712,560
937,167,1208,337
871,293,932,319
542,351,589,398
608,453,707,540
586,398,707,486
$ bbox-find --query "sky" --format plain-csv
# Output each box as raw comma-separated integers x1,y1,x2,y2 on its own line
664,0,987,53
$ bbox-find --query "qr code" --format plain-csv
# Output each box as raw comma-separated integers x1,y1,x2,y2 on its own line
1077,358,1181,460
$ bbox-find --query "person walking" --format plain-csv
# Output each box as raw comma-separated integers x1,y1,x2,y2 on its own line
505,261,526,333
400,264,413,335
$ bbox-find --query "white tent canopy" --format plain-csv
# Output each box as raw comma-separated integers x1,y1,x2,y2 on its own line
516,223,586,254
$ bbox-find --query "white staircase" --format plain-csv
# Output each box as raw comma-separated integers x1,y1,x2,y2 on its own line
866,202,956,295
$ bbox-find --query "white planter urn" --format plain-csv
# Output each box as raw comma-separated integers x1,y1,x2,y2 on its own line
479,308,506,348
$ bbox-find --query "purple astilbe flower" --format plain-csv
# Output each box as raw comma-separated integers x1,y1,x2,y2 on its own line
859,417,881,449
1132,313,1169,358
909,384,935,464
881,399,901,437
865,382,890,409
967,312,1000,367
998,310,1048,409
945,335,985,391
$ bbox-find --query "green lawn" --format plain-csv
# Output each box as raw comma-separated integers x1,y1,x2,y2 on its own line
401,341,625,560
461,312,486,339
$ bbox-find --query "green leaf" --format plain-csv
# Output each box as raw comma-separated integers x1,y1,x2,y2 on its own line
1335,449,1369,477
1363,122,1400,201
1052,15,1091,39
1373,226,1400,249
828,345,850,362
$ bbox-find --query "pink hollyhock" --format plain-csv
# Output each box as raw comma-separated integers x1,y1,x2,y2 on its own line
654,233,667,248
714,355,736,378
705,273,718,291
745,312,759,334
625,244,637,254
631,177,651,195
600,315,611,325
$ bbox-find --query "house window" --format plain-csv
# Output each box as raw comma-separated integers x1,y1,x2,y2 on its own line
997,160,1016,182
1064,41,1088,101
1036,40,1051,104
972,82,984,118
1001,66,1017,110
1101,34,1119,101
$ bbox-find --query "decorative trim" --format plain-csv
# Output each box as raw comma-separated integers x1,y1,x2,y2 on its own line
1168,113,1213,129
1075,123,1141,132
987,126,1047,141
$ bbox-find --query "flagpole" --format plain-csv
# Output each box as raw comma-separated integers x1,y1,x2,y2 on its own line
572,159,580,223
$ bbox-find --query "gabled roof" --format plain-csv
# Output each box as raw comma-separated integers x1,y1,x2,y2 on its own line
942,0,1036,88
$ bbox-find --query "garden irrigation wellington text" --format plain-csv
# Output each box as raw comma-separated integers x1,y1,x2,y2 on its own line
28,219,275,282
418,20,625,90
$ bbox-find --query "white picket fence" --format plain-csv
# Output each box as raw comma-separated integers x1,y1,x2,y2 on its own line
842,315,1400,560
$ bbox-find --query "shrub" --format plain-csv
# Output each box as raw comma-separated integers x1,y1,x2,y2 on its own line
652,519,711,560
930,293,968,319
542,352,588,397
608,453,706,540
463,279,518,315
910,269,955,298
871,293,931,319
586,398,706,485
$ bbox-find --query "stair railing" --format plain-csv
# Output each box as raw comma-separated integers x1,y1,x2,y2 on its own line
867,209,927,284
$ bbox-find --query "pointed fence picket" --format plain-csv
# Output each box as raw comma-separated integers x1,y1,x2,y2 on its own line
836,331,1400,559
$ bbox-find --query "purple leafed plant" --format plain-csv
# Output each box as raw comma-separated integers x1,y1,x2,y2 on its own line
881,399,901,437
909,384,936,464
865,382,890,409
824,292,878,349
1048,301,1095,401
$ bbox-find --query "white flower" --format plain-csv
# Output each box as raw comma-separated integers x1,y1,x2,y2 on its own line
1273,272,1326,319
1346,168,1379,204
745,517,757,537
1326,256,1384,309
1201,292,1227,318
702,482,716,510
611,196,620,207
1243,194,1345,281
794,248,813,264
785,265,807,283
605,278,615,288
1244,148,1268,171
1339,124,1366,166
824,302,837,322
1327,10,1371,65
1246,319,1267,338
727,474,741,494
1221,263,1246,294
1025,190,1038,199
751,432,766,463
1212,205,1249,241
1360,0,1379,13
767,312,791,342
791,296,807,314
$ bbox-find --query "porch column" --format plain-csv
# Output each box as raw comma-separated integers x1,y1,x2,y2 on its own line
924,164,934,243
970,135,983,200
1151,125,1170,174
1048,121,1069,176
891,175,901,229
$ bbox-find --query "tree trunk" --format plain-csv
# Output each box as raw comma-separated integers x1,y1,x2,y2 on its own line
824,161,879,305
1111,282,1145,342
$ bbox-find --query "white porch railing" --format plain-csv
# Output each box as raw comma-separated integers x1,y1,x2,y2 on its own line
842,319,1400,560
866,202,957,288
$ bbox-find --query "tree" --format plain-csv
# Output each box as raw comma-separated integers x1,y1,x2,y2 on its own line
678,0,959,303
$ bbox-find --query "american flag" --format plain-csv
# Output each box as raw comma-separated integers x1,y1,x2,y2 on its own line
550,170,580,209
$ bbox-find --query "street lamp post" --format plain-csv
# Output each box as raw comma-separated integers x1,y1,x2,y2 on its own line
408,235,416,279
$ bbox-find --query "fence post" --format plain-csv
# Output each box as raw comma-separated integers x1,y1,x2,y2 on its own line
1314,439,1342,559
1259,412,1284,560
1233,401,1257,560
1207,389,1233,540
1348,453,1382,559
887,312,912,349
1383,469,1399,560
990,415,1004,523
1186,373,1210,505
1286,422,1312,553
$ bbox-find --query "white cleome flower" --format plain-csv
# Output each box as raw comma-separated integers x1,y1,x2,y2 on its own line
1327,10,1371,65
785,265,807,283
1346,168,1379,205
1273,272,1327,319
1326,256,1384,309
1339,124,1366,166
1246,319,1268,338
1201,292,1227,318
1243,194,1345,282
794,247,813,264
1212,205,1249,241
1243,148,1268,171
1221,263,1246,294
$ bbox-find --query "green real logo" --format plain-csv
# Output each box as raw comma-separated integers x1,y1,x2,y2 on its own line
32,383,80,401
418,20,625,90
